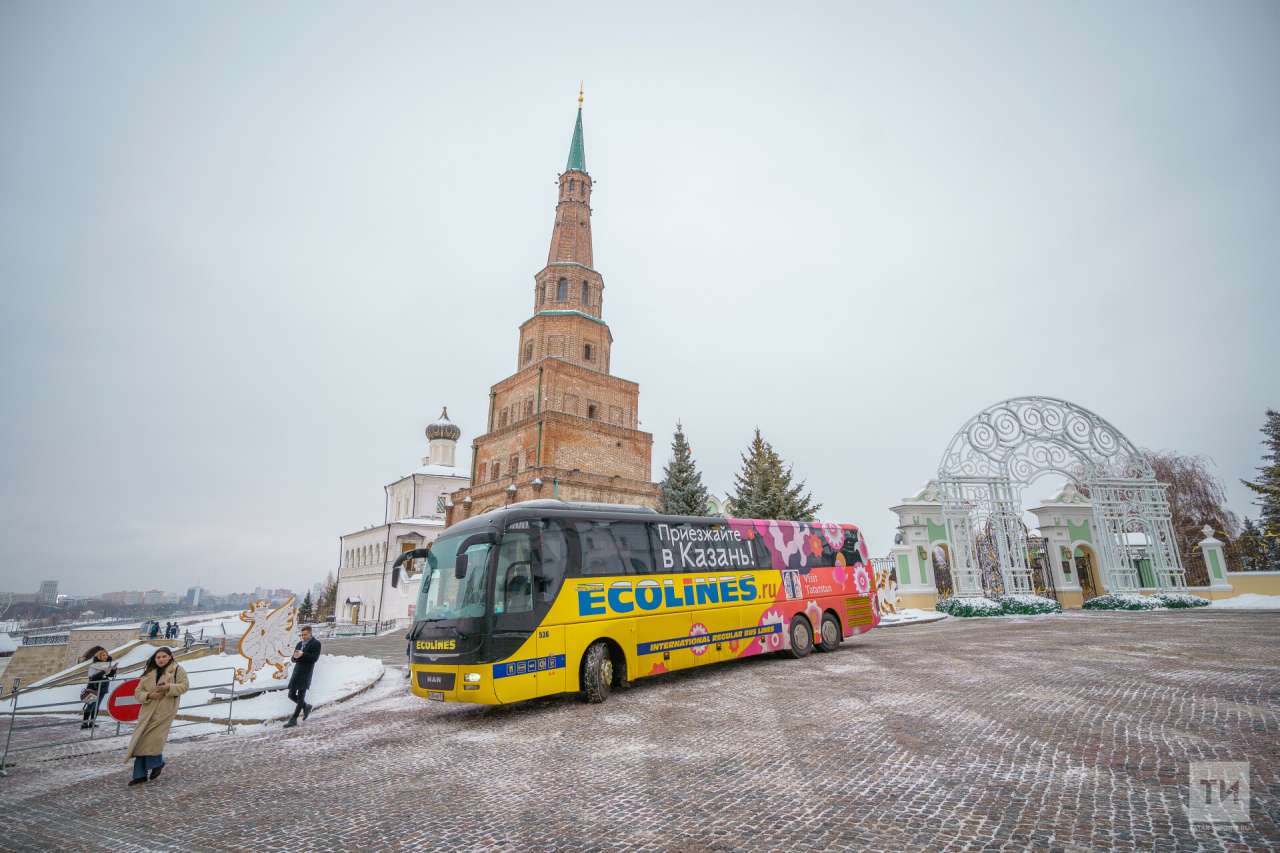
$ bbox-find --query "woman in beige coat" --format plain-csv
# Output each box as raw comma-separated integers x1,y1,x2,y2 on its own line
124,647,189,786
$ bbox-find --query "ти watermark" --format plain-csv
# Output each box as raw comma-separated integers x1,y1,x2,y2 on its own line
1189,762,1250,824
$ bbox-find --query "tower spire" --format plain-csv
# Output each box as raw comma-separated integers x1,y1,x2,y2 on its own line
566,87,587,174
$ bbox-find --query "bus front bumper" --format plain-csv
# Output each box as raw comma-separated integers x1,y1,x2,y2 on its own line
409,664,499,705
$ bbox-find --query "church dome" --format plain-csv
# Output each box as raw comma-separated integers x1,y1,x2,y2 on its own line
426,407,461,442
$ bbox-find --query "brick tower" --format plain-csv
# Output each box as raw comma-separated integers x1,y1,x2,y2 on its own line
446,92,659,523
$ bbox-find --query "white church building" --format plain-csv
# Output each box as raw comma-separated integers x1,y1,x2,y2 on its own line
335,409,469,624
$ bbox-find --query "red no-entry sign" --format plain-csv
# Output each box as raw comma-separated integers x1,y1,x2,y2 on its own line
107,678,142,722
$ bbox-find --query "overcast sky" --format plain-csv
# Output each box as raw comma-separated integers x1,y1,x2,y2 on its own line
1,2,1277,598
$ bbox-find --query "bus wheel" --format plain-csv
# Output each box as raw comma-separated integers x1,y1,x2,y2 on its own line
817,612,841,653
785,616,813,659
581,641,613,703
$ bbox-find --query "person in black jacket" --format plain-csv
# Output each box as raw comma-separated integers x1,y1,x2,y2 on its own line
283,626,320,728
81,646,117,728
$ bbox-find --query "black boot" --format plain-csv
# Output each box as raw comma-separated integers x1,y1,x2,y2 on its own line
149,764,164,780
302,703,313,721
283,715,298,728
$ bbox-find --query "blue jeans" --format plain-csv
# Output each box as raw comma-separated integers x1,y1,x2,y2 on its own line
132,754,163,780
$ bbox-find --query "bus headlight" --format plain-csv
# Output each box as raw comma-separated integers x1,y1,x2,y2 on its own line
463,672,481,683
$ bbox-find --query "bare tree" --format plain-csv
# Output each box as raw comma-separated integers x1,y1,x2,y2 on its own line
1072,449,1239,562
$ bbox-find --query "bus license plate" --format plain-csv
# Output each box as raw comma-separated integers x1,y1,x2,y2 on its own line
428,691,444,701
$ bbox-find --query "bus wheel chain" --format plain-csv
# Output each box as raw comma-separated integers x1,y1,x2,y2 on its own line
582,640,613,703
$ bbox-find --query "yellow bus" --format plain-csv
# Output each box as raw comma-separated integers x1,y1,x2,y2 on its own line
394,500,879,705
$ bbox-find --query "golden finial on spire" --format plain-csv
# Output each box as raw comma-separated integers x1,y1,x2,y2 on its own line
578,82,583,108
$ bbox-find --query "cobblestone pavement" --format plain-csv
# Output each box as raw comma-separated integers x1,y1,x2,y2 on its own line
2,610,1277,852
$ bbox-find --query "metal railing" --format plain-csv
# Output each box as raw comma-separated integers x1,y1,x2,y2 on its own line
1,666,240,776
309,620,398,638
4,618,137,639
20,634,69,647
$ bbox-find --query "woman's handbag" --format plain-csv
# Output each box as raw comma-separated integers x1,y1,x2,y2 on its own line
80,686,97,703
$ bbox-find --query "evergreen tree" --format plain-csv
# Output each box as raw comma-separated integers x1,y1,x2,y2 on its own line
1242,409,1280,535
729,428,821,521
1242,517,1280,571
659,422,712,515
316,571,337,619
299,591,314,622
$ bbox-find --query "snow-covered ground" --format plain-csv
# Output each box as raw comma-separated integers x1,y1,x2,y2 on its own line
171,611,252,636
1210,593,1280,610
878,608,948,626
1,652,383,723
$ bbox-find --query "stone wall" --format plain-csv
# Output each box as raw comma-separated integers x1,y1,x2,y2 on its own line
2,643,68,695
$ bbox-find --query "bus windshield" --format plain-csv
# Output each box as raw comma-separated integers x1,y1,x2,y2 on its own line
415,533,492,622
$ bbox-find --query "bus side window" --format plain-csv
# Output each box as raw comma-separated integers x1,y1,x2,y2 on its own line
812,534,837,569
613,522,653,574
575,520,624,576
494,532,534,614
753,531,775,570
574,520,649,575
839,528,863,566
533,520,571,601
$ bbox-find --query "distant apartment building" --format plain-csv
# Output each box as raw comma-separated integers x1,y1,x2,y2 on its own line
186,586,203,607
0,581,61,607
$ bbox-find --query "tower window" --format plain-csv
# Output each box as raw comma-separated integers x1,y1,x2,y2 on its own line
588,404,598,420
557,278,567,301
539,287,545,306
491,461,500,481
525,399,534,418
499,410,508,428
436,495,446,513
569,178,575,193
524,342,533,364
508,454,519,474
581,281,589,304
584,343,593,362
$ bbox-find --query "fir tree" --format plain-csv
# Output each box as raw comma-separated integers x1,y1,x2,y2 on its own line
1242,409,1280,535
729,428,821,521
316,571,337,619
299,591,314,622
659,422,711,516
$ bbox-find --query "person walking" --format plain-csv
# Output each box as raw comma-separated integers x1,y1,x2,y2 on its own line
283,625,320,728
80,646,117,729
123,647,188,786
148,620,160,640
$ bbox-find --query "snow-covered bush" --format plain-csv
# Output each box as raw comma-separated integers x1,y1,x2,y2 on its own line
997,594,1063,615
1082,593,1162,611
935,596,1003,617
1152,592,1210,609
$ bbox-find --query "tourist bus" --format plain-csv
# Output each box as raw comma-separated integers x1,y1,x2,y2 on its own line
392,500,878,705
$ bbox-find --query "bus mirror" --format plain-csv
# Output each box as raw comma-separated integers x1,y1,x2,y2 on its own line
454,554,468,580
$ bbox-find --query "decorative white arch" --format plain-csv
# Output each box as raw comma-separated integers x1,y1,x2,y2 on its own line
938,396,1185,597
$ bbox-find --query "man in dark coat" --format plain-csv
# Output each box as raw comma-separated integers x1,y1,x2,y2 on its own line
283,626,320,728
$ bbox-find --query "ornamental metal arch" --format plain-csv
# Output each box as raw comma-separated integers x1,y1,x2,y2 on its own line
937,396,1186,598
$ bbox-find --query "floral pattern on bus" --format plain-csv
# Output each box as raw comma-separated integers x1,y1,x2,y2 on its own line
689,622,709,655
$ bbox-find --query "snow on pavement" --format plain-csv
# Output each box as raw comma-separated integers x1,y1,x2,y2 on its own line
1210,593,1280,610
